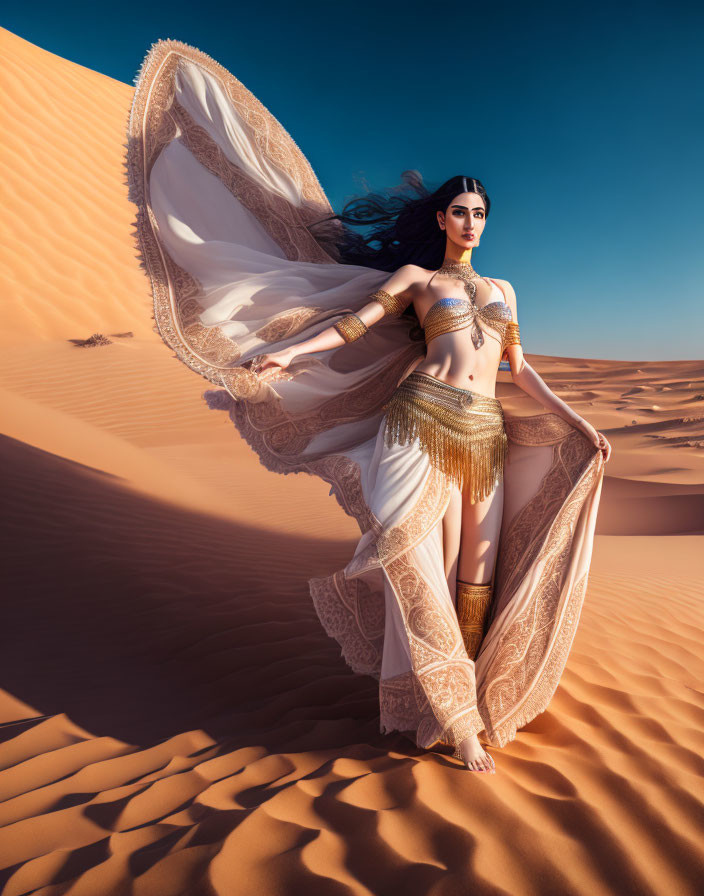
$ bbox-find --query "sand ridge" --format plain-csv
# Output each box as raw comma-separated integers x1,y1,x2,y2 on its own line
1,26,703,896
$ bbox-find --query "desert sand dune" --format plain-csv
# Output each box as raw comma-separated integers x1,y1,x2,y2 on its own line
1,26,702,896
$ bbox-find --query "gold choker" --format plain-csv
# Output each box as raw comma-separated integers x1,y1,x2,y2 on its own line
439,258,480,279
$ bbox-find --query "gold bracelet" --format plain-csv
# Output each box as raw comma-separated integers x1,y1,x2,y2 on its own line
504,321,521,347
334,313,368,343
369,288,407,317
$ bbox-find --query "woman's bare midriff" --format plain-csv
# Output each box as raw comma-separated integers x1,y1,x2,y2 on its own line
403,273,505,397
411,342,499,397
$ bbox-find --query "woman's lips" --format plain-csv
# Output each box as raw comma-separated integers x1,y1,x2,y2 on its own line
464,234,475,239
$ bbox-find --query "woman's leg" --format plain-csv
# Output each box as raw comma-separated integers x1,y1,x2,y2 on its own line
457,479,504,584
455,480,505,772
442,486,463,603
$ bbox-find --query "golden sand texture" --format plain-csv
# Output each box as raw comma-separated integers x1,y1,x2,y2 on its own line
1,26,702,896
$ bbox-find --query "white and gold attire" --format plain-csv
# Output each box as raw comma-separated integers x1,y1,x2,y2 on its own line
126,40,604,752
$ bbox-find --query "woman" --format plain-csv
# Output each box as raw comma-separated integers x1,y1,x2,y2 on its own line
126,39,608,774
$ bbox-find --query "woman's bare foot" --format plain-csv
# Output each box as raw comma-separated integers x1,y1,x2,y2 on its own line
457,734,495,773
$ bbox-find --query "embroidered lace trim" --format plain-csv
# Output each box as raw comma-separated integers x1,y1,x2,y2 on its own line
126,40,343,389
478,432,601,746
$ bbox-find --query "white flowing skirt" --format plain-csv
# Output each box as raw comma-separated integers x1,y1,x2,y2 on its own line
126,39,605,751
309,406,603,749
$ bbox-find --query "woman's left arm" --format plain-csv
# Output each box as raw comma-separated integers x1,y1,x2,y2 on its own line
495,279,612,463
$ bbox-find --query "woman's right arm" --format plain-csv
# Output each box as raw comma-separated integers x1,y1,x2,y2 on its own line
252,265,420,377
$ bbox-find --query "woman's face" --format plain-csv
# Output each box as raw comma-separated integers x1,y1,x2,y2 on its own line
437,191,487,249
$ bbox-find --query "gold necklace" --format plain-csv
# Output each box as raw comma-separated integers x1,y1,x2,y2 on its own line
436,259,485,349
438,258,480,280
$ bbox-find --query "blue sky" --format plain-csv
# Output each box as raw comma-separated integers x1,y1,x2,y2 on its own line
4,0,703,359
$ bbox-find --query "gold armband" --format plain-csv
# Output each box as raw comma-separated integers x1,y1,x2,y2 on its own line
369,288,407,317
334,313,368,343
504,321,521,348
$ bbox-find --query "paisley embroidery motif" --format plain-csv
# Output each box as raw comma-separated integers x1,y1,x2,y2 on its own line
255,307,326,342
127,41,342,387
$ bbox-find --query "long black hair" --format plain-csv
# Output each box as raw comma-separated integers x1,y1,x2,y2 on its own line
313,171,491,273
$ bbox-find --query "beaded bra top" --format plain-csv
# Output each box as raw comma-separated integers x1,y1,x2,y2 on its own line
422,279,514,351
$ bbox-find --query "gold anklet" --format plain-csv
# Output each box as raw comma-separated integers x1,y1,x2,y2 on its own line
456,579,493,660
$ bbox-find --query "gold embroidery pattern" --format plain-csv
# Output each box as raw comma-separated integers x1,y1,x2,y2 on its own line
379,670,440,745
142,43,339,253
219,367,266,401
309,570,385,677
255,307,325,342
379,667,485,750
496,430,593,606
163,252,244,378
127,47,223,386
126,40,342,390
202,347,421,538
311,455,377,533
310,462,486,751
483,570,589,748
221,345,423,460
375,467,451,564
170,100,336,265
504,413,575,447
377,470,486,749
477,433,601,746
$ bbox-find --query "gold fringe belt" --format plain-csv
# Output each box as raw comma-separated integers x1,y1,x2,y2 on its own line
382,371,508,503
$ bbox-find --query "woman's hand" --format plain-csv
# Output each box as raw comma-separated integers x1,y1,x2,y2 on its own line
250,348,297,379
578,419,612,463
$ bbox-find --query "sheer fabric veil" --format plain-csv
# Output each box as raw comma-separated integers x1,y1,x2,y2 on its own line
126,40,604,750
